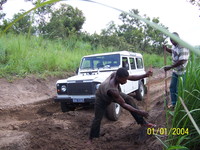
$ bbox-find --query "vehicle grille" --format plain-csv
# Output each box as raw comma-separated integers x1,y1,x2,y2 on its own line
67,82,95,95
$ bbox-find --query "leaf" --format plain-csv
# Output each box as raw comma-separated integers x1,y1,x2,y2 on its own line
176,135,190,145
168,110,174,116
167,145,189,150
179,96,200,135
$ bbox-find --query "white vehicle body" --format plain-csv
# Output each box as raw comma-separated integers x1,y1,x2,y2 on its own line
55,51,147,120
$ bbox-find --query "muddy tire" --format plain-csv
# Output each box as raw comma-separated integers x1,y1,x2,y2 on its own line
106,102,121,121
60,102,75,112
135,81,145,101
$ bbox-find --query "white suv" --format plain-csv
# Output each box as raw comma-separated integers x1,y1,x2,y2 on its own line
55,51,147,121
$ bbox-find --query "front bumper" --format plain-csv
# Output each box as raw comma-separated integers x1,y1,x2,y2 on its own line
54,95,96,104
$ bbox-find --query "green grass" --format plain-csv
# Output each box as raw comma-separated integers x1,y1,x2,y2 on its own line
0,34,99,77
163,53,200,150
143,53,171,68
0,33,166,78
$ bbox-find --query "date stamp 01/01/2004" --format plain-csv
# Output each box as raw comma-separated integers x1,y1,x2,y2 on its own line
147,128,189,136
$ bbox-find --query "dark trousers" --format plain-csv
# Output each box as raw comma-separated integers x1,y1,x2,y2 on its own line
89,93,146,140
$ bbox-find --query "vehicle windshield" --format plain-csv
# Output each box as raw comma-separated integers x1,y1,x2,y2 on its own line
80,54,120,70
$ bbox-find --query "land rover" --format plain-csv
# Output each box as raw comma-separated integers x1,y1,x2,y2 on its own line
54,51,147,121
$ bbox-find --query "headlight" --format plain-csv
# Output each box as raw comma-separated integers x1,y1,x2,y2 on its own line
61,85,67,92
95,83,101,90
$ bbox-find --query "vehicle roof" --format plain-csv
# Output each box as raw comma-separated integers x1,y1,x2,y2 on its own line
83,50,142,58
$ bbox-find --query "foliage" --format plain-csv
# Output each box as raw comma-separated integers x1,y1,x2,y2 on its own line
143,53,171,67
100,9,168,54
0,33,98,77
0,33,165,78
43,3,85,39
0,0,7,10
1,2,169,54
27,0,57,35
0,10,36,35
0,1,85,39
165,53,200,149
100,22,130,51
188,0,200,7
188,0,200,17
0,12,5,20
8,11,35,34
0,0,7,24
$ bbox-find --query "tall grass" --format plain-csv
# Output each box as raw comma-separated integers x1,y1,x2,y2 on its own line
143,53,171,68
0,33,101,77
165,53,200,150
0,33,167,78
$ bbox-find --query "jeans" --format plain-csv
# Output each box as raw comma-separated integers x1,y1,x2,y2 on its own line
170,72,185,106
89,93,146,140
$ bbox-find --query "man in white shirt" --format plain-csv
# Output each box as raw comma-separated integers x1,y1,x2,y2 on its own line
163,32,190,108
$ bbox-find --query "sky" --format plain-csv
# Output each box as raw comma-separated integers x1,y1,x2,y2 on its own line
2,0,200,46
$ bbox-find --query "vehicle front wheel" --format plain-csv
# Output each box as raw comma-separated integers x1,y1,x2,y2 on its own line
106,102,121,121
135,81,145,101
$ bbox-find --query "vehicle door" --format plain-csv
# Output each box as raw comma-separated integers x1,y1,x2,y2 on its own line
135,57,145,74
120,56,133,94
128,57,138,92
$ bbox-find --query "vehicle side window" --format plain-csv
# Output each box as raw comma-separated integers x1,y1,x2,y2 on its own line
129,57,136,70
122,57,129,70
136,58,143,69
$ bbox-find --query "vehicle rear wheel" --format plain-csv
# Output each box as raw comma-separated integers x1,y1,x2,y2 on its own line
106,102,121,121
60,102,75,112
135,81,145,101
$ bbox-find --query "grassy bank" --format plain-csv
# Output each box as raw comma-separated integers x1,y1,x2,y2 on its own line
166,53,200,150
0,34,100,77
0,34,170,78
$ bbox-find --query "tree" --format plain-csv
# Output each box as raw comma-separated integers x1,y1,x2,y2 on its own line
43,3,85,39
118,9,144,45
25,0,57,35
0,12,5,20
7,10,36,34
100,21,130,50
0,0,7,10
142,16,168,54
0,0,7,24
188,0,200,17
188,0,200,7
101,9,168,54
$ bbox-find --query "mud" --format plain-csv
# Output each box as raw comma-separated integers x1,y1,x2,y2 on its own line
0,69,171,150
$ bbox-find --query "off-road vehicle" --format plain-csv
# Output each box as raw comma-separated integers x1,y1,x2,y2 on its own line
54,51,147,121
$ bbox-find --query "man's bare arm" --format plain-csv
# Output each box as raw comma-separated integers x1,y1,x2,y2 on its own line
163,45,172,53
107,89,149,118
127,71,153,81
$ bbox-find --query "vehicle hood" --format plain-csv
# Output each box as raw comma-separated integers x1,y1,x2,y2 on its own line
56,71,113,84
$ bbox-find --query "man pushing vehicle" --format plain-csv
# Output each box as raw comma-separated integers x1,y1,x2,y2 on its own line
88,67,156,143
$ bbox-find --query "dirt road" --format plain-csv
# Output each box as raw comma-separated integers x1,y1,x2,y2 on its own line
0,69,170,150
